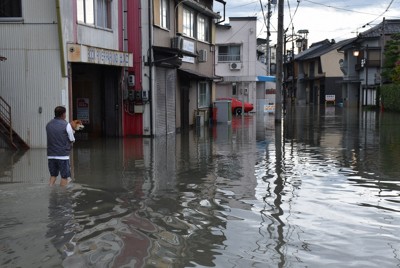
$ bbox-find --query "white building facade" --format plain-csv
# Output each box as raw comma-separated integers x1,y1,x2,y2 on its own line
215,17,259,112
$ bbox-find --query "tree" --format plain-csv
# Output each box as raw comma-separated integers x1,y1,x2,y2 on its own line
382,33,400,83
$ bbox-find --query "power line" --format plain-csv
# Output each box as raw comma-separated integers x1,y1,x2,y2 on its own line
361,0,395,27
302,0,377,16
259,0,269,30
286,0,300,31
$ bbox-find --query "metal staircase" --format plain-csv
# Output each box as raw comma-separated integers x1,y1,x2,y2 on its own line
0,96,29,150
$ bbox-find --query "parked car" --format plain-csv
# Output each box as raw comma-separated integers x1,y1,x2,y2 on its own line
216,97,254,115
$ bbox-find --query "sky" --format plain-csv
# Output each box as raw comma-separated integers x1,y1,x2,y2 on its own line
214,0,400,46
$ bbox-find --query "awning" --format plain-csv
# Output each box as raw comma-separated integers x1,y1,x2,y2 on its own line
178,68,221,81
153,46,198,58
257,76,276,82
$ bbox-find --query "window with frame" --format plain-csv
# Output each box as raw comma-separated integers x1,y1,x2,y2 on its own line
160,0,169,29
182,8,194,38
77,0,111,29
197,15,209,42
198,82,210,108
0,0,22,19
218,45,241,62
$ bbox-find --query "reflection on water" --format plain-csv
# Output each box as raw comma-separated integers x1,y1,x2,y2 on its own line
1,107,400,267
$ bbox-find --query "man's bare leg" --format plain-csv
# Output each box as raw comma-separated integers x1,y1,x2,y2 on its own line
49,176,57,186
60,177,70,187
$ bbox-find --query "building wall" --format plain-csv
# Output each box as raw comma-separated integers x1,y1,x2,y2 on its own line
215,18,257,79
0,0,126,147
320,50,344,77
215,17,258,110
0,0,66,148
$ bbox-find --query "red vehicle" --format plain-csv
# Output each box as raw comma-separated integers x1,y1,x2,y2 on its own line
216,97,254,115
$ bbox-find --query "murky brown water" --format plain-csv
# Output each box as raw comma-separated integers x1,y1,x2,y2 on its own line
1,106,400,267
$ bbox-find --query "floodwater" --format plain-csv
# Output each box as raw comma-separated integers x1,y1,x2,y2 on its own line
1,106,400,268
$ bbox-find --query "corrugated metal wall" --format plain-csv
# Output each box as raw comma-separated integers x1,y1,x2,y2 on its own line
0,0,67,148
0,23,66,148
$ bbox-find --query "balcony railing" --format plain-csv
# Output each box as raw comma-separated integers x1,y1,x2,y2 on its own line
218,55,241,62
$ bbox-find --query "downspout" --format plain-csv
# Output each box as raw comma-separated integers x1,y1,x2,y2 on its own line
213,0,226,105
148,0,154,136
215,0,226,24
55,0,67,77
119,0,124,136
56,0,71,122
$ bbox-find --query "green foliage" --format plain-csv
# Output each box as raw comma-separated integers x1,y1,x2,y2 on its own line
381,84,400,111
382,33,400,83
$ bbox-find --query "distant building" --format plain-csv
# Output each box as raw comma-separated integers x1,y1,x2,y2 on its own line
215,17,274,114
291,38,353,106
338,19,400,108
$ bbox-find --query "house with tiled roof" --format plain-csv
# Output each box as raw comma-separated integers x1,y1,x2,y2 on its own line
288,38,353,106
337,19,400,108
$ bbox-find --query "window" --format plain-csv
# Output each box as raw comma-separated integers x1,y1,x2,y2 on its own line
77,0,111,29
198,82,210,108
96,0,111,28
218,45,241,62
182,8,194,38
0,0,22,19
197,15,209,42
160,0,169,29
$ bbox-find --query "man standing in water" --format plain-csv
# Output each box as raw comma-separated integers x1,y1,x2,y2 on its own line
46,106,75,186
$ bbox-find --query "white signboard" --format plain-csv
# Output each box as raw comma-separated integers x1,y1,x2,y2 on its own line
77,98,90,124
325,95,335,101
182,39,195,63
264,104,275,113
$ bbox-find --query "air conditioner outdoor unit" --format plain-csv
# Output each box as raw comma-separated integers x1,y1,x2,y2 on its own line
171,36,183,50
229,62,241,70
198,49,207,62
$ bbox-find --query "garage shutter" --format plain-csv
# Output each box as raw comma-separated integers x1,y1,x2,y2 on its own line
155,67,176,135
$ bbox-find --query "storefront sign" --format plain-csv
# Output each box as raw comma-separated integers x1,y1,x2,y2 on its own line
68,44,133,67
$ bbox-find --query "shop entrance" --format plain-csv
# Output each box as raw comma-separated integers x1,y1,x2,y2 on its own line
71,63,121,139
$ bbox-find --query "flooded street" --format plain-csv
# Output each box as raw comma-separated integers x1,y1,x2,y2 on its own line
1,106,400,268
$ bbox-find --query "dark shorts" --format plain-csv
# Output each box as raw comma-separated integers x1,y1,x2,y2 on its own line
48,159,71,179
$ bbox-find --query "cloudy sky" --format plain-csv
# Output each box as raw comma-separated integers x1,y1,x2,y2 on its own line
215,0,400,45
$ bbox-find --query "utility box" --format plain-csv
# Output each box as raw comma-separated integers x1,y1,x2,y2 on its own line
214,100,232,123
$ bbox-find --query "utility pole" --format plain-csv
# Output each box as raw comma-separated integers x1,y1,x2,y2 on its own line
275,0,284,123
266,0,272,75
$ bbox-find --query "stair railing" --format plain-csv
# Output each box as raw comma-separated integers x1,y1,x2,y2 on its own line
0,96,12,144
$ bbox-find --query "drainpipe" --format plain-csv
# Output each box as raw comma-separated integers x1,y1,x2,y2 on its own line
148,0,154,136
56,0,72,122
55,0,66,77
215,0,226,24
